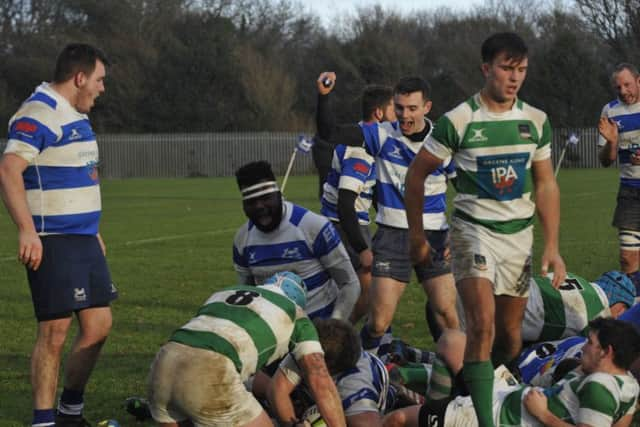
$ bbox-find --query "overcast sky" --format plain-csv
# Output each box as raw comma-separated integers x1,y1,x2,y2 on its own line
298,0,484,28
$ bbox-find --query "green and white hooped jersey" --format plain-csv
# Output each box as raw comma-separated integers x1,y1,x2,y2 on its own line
169,285,322,381
425,93,552,234
522,272,610,342
495,370,639,426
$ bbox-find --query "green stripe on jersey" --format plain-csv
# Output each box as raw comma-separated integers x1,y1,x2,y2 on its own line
578,381,617,416
198,301,277,369
170,329,242,373
498,386,525,426
460,120,542,150
453,209,533,234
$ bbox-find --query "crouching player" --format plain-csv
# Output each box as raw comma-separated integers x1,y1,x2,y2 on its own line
147,272,346,427
269,319,393,427
385,318,640,427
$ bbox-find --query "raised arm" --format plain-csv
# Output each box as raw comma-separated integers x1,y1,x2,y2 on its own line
598,116,619,167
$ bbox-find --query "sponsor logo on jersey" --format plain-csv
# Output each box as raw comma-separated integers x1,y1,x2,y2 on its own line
353,161,370,175
282,247,302,259
518,123,532,139
69,128,82,141
249,251,256,262
473,254,487,271
615,119,623,130
388,145,403,160
85,160,99,181
375,261,391,272
468,128,488,143
476,153,529,201
15,120,38,134
74,287,87,302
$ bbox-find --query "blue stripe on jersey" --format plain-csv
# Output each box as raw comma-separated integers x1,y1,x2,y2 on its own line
378,140,416,167
608,99,620,108
320,199,369,222
23,165,98,190
243,241,313,266
57,120,96,147
289,205,306,226
312,222,341,257
233,245,248,267
621,178,640,188
27,92,57,109
362,123,381,155
613,111,640,133
35,211,101,235
377,182,447,213
342,389,380,411
8,117,58,151
309,298,335,319
304,270,331,291
369,354,385,391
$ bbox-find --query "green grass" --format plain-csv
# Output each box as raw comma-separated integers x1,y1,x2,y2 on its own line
0,169,623,426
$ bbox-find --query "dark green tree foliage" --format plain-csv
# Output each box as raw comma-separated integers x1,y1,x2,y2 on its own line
0,0,637,132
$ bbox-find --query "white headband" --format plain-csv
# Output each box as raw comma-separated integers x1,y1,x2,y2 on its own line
241,181,280,200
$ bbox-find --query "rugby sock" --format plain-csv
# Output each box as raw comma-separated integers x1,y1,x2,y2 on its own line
57,388,84,416
360,324,384,354
377,326,394,356
464,361,495,427
32,409,55,427
425,356,454,403
390,363,431,387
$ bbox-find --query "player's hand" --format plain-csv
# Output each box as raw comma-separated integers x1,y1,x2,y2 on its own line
409,234,431,267
598,116,618,145
316,72,336,95
97,232,106,256
18,229,42,270
523,389,549,422
358,248,373,274
541,249,566,288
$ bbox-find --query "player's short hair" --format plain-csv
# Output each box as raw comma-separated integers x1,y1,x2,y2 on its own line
588,317,640,370
611,63,640,82
235,161,276,190
313,318,361,376
394,77,431,102
551,357,580,384
481,32,528,64
53,43,110,83
361,85,393,121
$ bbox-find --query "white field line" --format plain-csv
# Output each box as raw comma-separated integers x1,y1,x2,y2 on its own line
124,228,236,246
0,228,237,262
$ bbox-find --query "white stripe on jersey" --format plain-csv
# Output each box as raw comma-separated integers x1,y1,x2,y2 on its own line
598,100,640,185
26,185,101,216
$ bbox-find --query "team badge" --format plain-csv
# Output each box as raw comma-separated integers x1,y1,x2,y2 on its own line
518,123,532,139
473,254,487,271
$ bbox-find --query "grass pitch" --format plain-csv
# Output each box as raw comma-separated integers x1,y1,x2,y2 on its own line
0,169,623,425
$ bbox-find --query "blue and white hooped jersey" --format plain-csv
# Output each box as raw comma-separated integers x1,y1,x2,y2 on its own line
360,120,455,230
321,144,375,225
598,99,640,188
233,201,349,319
280,350,393,416
516,336,586,386
4,83,101,235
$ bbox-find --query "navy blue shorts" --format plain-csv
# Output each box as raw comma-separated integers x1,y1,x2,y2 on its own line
372,225,451,283
27,235,118,321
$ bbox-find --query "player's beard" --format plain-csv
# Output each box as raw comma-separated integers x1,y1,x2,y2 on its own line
252,198,283,233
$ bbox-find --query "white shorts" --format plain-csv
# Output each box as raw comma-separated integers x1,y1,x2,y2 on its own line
450,217,533,297
147,341,264,426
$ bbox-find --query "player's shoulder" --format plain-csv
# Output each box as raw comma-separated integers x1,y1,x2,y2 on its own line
440,96,475,130
517,99,549,125
233,220,252,242
288,202,326,227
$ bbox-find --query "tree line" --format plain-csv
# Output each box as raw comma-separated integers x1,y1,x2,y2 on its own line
0,0,638,133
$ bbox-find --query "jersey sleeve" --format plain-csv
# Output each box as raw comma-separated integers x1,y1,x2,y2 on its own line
533,117,552,162
278,353,304,386
337,147,373,194
289,314,323,360
5,113,58,163
425,115,457,160
576,374,618,426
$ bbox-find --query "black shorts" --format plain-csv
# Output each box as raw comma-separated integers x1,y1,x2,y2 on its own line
613,185,640,231
27,235,118,321
332,221,372,270
371,225,451,283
